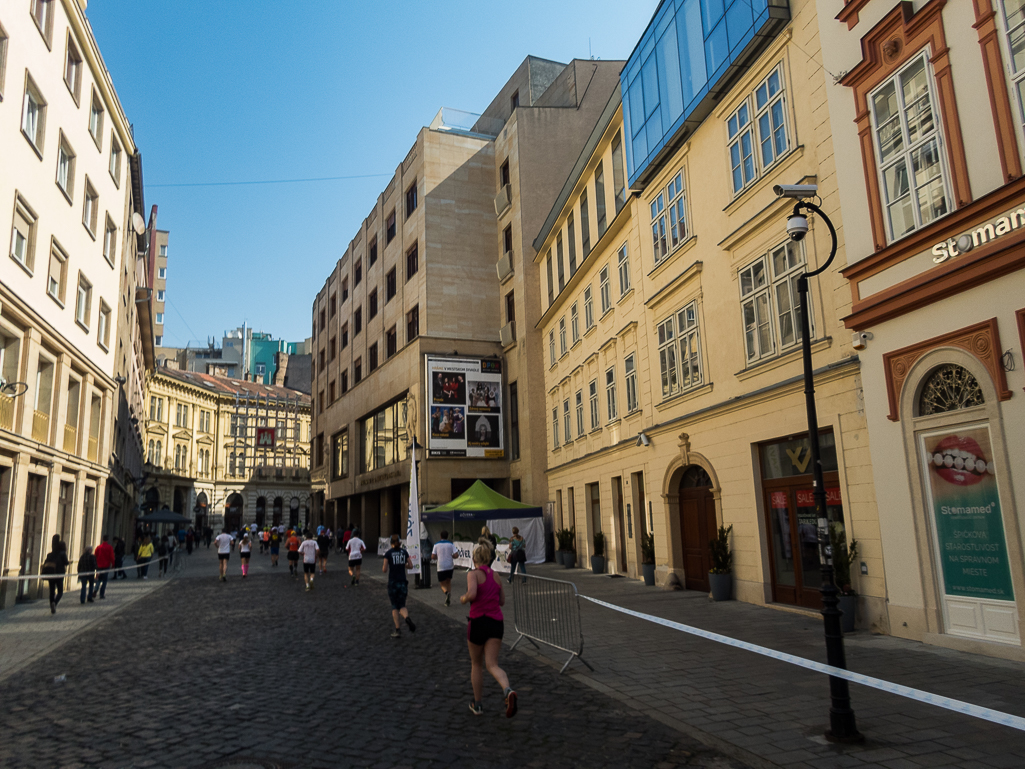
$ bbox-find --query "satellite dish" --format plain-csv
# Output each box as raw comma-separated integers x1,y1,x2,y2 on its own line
132,212,146,236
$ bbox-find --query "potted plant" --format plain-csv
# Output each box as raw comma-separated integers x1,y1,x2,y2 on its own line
591,531,606,574
708,523,733,601
830,522,859,633
557,527,576,568
554,528,567,565
640,533,656,586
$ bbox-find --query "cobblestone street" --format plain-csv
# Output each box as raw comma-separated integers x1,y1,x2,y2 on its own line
0,549,745,769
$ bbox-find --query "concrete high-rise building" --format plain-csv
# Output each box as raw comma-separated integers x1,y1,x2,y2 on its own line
309,57,622,542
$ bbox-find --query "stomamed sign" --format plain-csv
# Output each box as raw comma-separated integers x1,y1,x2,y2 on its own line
256,427,275,449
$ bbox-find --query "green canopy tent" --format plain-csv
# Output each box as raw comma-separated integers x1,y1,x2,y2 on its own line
423,480,545,564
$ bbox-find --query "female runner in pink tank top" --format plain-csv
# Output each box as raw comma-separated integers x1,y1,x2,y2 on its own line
460,543,518,717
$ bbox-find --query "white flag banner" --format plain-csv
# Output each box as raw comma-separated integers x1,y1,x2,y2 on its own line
405,444,420,575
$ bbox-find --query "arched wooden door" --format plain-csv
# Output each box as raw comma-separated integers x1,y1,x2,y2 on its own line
679,466,716,592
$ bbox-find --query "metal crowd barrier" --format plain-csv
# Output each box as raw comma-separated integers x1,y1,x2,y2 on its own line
510,573,593,674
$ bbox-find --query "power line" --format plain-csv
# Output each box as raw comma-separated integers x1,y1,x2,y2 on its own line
148,173,392,189
165,298,205,347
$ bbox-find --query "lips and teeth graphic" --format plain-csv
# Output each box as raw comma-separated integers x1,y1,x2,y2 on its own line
927,435,995,486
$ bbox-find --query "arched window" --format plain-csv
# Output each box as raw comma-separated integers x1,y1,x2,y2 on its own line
917,364,985,416
680,465,712,488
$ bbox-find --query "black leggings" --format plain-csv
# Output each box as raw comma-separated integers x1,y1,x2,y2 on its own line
48,578,64,605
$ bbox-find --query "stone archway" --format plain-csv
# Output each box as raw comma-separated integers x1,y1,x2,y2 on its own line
662,433,722,590
224,493,244,532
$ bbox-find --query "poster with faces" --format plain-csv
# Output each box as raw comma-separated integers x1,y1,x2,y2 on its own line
426,356,504,458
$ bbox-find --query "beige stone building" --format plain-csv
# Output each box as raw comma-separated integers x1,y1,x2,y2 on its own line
310,57,622,542
817,0,1025,658
1,0,144,607
142,368,312,532
534,0,886,629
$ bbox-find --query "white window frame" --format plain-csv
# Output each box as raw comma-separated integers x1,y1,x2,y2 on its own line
56,133,75,199
617,243,631,296
739,242,808,364
868,51,951,242
584,286,595,329
109,134,122,186
650,170,688,265
559,317,567,356
624,354,638,412
588,379,599,430
657,300,703,399
563,399,571,442
155,312,165,325
11,195,38,273
575,390,584,436
21,74,47,154
158,267,167,279
82,177,98,236
48,240,67,303
727,63,789,195
97,301,111,350
89,90,104,150
570,303,580,344
599,266,611,315
64,33,82,103
75,273,92,329
552,407,559,448
103,214,117,266
157,289,166,302
605,367,617,422
549,330,556,367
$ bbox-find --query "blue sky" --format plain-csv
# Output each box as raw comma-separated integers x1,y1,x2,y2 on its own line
86,1,653,347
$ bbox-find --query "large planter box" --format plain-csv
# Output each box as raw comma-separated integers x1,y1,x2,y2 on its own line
554,550,565,566
641,563,656,586
709,572,733,601
590,555,605,574
563,551,576,569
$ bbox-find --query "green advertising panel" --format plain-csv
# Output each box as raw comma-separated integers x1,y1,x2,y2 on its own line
921,424,1014,602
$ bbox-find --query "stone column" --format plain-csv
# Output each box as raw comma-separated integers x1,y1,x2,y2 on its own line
0,453,32,609
14,329,41,437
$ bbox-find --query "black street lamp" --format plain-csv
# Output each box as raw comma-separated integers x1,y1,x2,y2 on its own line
776,184,864,744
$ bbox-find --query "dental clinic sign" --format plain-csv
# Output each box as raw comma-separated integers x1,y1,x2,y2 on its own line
931,204,1025,263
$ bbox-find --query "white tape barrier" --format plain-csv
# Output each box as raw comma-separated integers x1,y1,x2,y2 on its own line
580,595,1025,733
0,555,171,582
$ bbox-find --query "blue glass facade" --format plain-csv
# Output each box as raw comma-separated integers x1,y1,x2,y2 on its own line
622,0,790,187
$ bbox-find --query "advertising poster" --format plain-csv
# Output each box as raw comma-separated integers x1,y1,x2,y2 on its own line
426,356,503,458
920,424,1015,602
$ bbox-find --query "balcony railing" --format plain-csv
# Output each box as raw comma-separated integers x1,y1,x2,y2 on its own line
87,435,98,463
32,411,49,443
0,393,13,431
429,107,503,139
63,424,77,454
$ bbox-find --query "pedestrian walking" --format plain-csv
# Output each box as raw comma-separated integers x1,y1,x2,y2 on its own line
94,534,114,598
41,535,69,615
507,527,527,583
269,527,281,567
479,525,498,567
77,546,97,603
298,532,319,591
382,534,416,638
214,528,234,582
239,534,252,578
461,543,517,717
285,529,301,577
204,526,213,548
341,523,353,552
185,528,195,555
156,536,169,577
345,527,366,585
431,530,458,606
316,530,331,575
113,537,127,578
136,535,154,579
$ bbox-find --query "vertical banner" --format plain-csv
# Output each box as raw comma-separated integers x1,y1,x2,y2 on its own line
405,444,421,576
920,424,1014,602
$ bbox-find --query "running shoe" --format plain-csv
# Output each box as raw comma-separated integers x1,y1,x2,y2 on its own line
468,701,483,716
445,593,451,607
405,617,416,633
305,584,310,591
390,629,401,638
504,689,518,718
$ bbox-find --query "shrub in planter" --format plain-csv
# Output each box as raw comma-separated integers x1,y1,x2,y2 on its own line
591,531,606,574
708,524,733,601
556,526,576,568
640,533,656,586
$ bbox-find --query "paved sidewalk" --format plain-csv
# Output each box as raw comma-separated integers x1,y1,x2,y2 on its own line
0,563,168,684
393,562,1025,769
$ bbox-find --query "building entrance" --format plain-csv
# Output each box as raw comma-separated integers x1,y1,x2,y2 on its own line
678,466,715,592
760,431,843,609
224,493,243,532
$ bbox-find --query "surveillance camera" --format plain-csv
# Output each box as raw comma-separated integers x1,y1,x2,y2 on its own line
851,331,872,351
787,214,809,242
773,184,819,198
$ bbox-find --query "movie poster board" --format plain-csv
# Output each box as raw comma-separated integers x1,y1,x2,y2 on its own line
425,356,503,458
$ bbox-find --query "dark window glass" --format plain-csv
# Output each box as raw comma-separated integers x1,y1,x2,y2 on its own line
406,242,419,280
369,289,378,319
386,268,397,300
354,307,362,335
407,305,419,341
386,326,397,357
406,181,418,218
369,238,378,266
386,210,396,242
509,381,520,460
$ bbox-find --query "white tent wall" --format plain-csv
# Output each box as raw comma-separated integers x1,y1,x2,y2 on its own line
486,518,545,564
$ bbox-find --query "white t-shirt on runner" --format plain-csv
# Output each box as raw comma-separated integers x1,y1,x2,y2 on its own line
215,533,233,554
432,541,458,571
298,539,319,564
346,537,365,560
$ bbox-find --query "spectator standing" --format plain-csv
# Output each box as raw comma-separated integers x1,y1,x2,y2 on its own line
94,535,114,599
479,525,498,567
77,546,97,603
41,535,69,614
214,528,234,582
136,536,154,579
113,537,127,579
316,530,331,575
461,543,517,718
507,527,527,584
156,536,169,577
298,532,319,591
185,528,195,555
382,534,416,638
431,531,459,607
345,528,366,585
